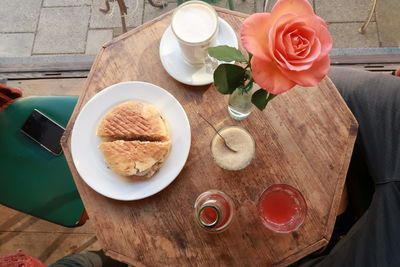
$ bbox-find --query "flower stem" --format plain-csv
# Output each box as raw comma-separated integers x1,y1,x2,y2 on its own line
242,70,253,92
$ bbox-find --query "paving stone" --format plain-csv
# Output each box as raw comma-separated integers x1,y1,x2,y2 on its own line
0,33,34,57
262,0,314,13
328,22,380,48
85,29,113,54
0,0,41,32
43,0,91,7
90,0,144,29
255,0,266,13
214,0,256,14
376,0,400,47
315,0,375,23
143,2,177,23
33,7,90,54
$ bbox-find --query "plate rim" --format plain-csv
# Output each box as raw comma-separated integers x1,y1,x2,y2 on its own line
70,81,191,201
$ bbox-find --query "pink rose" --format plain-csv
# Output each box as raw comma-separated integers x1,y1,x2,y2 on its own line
241,0,332,94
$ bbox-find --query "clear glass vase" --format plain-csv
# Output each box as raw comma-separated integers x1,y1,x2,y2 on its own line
228,84,253,120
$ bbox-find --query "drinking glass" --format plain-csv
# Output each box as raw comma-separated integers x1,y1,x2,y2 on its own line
171,1,219,65
210,126,255,171
258,184,307,233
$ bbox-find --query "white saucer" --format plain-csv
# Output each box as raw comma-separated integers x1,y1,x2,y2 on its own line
159,18,238,86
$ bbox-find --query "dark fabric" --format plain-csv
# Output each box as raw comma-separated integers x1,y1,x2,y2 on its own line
50,251,102,267
50,251,127,267
300,67,400,266
330,67,400,184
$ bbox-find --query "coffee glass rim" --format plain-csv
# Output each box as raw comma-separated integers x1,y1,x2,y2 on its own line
171,0,219,46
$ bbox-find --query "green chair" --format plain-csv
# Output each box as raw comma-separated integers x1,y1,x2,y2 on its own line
0,96,86,227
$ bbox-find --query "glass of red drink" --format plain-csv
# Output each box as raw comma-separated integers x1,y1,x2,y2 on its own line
258,184,307,233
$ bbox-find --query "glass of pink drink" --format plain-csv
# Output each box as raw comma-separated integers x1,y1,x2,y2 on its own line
258,184,307,233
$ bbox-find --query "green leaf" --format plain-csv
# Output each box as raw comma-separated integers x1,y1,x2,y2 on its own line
267,92,277,102
251,89,268,110
251,89,277,110
208,46,246,63
213,64,246,94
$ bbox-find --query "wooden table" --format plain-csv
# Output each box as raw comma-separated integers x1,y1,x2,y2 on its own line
61,8,358,267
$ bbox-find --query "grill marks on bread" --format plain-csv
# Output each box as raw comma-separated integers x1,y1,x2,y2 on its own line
97,101,169,142
104,112,150,138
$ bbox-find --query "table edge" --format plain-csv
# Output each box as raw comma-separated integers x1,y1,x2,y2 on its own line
322,76,358,242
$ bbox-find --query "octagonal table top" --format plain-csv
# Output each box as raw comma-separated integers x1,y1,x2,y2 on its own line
61,7,358,267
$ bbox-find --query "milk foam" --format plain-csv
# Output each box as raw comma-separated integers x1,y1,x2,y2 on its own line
172,3,217,43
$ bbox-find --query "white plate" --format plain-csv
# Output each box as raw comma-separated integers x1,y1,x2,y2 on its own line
159,18,238,86
71,82,191,201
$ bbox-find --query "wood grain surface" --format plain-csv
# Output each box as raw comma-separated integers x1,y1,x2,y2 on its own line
61,8,358,267
8,78,85,96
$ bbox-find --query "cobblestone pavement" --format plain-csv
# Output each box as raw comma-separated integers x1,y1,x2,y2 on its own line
0,0,399,57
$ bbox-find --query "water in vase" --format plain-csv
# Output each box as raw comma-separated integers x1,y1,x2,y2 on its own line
228,89,252,120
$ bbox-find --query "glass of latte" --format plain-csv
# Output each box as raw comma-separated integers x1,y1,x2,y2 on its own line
171,1,219,65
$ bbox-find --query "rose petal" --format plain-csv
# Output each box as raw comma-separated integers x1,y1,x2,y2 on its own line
279,55,330,86
284,26,315,60
285,25,315,58
289,15,332,58
286,34,321,67
276,20,305,57
270,14,330,66
269,15,318,70
283,30,296,56
315,22,332,58
276,49,315,71
241,13,272,60
268,13,297,64
271,0,314,25
287,37,321,65
251,56,296,94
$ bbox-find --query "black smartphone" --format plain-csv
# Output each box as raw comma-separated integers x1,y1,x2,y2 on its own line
20,109,65,155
